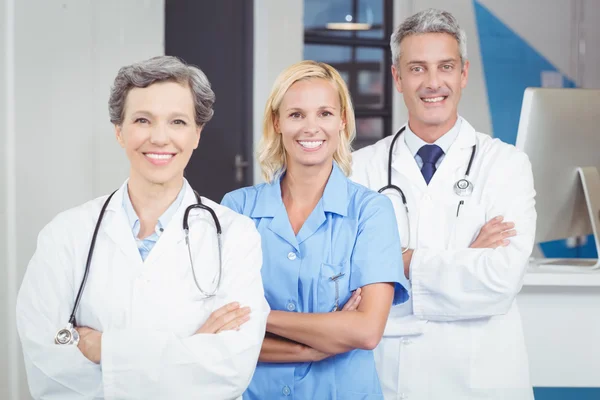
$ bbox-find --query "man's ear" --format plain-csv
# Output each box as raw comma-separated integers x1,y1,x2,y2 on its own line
391,65,403,94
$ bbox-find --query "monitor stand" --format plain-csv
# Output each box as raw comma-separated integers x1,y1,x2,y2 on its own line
530,166,600,271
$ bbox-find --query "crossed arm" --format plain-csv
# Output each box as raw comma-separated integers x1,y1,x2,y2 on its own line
259,284,397,363
403,153,535,322
259,290,360,364
17,218,269,399
402,216,517,279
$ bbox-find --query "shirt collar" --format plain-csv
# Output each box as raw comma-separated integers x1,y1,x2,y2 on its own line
322,162,348,216
404,116,462,157
123,183,187,238
251,162,348,218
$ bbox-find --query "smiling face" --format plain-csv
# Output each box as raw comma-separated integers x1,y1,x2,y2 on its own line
115,80,201,189
275,78,345,173
392,32,469,138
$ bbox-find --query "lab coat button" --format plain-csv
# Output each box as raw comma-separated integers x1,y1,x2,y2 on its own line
282,385,291,396
287,302,296,311
399,393,408,399
401,338,412,345
287,252,297,261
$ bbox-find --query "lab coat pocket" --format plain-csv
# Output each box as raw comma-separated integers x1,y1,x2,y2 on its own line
318,262,350,313
450,203,486,249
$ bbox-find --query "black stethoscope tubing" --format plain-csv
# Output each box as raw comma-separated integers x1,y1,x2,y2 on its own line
56,188,222,345
377,126,477,251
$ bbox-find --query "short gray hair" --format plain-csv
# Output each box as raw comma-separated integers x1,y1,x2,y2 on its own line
108,55,215,126
391,9,467,68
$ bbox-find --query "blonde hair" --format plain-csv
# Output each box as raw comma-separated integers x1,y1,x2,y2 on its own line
257,60,356,183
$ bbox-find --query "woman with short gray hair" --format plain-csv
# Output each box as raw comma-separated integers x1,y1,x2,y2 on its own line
17,55,269,399
108,55,216,126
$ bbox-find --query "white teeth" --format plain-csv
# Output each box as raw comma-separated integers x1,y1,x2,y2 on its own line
298,140,323,149
422,96,445,103
146,153,174,160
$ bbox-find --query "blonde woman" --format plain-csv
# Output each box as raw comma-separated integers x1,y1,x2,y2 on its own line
222,60,409,399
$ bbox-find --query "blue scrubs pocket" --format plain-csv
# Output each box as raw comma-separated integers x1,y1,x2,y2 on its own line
318,262,350,313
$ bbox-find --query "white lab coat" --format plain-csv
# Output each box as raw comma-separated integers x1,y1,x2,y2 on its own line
351,118,536,400
16,180,270,400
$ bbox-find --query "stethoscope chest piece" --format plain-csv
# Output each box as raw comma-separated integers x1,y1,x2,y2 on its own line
454,178,474,196
55,323,79,345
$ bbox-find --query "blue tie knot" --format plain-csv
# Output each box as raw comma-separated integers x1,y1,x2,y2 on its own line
417,144,444,165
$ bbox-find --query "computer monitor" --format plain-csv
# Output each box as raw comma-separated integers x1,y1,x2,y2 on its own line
515,88,600,268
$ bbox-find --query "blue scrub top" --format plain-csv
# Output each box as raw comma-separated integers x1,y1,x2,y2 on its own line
222,163,409,400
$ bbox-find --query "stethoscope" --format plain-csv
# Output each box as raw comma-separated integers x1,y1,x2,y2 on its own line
55,189,223,346
378,126,477,251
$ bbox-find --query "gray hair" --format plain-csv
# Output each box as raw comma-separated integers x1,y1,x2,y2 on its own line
390,9,467,68
108,55,215,126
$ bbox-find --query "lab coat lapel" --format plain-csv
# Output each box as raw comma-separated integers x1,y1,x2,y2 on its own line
102,182,143,264
391,135,427,192
143,181,198,266
429,119,477,189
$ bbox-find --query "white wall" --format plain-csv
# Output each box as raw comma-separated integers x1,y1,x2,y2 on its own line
582,0,600,88
477,0,600,91
253,0,304,184
479,0,579,81
1,1,164,398
1,1,14,398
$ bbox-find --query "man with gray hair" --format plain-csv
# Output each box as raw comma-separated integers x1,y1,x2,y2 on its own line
17,56,269,399
352,9,536,400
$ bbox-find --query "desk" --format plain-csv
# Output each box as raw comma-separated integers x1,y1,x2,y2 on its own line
519,265,600,387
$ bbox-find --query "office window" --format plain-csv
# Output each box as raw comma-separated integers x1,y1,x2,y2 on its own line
304,0,393,149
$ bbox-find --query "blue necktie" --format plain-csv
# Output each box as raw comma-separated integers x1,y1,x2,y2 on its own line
417,144,444,184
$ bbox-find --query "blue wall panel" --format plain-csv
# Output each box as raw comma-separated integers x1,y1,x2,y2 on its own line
534,387,600,400
473,2,599,397
473,0,596,260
